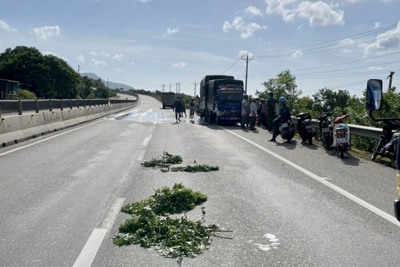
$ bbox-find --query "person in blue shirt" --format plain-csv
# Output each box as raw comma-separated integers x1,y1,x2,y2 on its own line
269,96,291,142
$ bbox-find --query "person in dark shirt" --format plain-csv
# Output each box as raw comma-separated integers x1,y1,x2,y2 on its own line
266,92,278,131
173,97,183,122
269,96,291,142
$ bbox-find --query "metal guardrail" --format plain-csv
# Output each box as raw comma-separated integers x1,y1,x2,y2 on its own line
294,118,382,141
0,98,136,117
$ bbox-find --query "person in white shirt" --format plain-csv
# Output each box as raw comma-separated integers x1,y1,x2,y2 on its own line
249,97,258,130
241,95,249,129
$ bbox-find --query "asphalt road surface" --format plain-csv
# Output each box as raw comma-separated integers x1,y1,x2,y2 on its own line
1,95,400,267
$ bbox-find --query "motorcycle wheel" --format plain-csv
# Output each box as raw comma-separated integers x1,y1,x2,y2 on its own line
324,137,331,149
391,143,398,168
340,149,345,158
371,139,383,161
307,136,313,145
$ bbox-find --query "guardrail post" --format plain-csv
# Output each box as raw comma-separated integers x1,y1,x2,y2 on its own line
70,98,73,109
18,98,22,115
35,99,39,113
0,104,2,118
60,99,63,111
83,98,86,108
49,98,52,112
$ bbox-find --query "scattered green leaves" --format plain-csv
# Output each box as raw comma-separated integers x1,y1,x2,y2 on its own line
141,151,183,168
141,152,219,173
114,184,230,263
170,164,219,173
121,183,207,216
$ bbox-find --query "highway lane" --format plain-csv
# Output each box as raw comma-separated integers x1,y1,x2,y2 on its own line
0,95,162,267
1,95,400,266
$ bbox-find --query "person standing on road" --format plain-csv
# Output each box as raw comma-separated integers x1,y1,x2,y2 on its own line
256,98,262,126
180,98,187,118
173,97,183,122
269,96,291,142
259,99,267,128
249,98,258,130
266,92,278,131
241,95,249,129
189,98,196,120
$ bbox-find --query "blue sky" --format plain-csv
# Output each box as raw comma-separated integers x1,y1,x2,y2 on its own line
0,0,399,98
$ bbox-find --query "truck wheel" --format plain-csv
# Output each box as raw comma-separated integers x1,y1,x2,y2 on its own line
308,136,313,145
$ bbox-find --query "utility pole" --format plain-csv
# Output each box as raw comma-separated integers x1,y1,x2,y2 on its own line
162,84,165,92
388,71,395,91
241,54,253,94
193,81,197,97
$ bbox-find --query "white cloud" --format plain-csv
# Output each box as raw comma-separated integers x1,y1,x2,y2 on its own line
239,50,254,58
339,38,354,46
344,0,363,3
89,58,107,67
100,51,110,57
223,16,265,38
245,6,263,16
291,50,303,57
265,0,344,26
32,25,62,40
265,0,297,21
0,20,17,32
368,66,384,71
77,54,85,63
363,21,400,55
165,27,179,35
296,1,344,26
172,62,187,68
112,54,124,61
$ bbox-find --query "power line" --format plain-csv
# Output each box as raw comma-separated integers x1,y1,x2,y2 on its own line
254,23,399,58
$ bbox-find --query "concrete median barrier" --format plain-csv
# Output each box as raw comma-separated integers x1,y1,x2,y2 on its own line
0,102,136,147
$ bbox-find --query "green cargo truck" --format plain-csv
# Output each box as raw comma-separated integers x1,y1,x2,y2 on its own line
161,92,176,109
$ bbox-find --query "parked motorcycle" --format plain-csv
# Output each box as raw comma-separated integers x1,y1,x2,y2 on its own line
371,119,400,167
332,114,351,158
317,112,334,149
295,112,313,144
278,118,295,142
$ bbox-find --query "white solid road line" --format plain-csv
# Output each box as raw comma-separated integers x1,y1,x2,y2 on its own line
225,129,400,227
72,197,126,267
100,197,126,230
72,228,108,267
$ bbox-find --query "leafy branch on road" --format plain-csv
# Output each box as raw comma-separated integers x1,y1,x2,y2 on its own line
141,152,219,173
141,151,183,168
169,164,219,173
113,183,231,265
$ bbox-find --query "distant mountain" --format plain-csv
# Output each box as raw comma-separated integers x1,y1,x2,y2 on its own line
80,72,134,90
